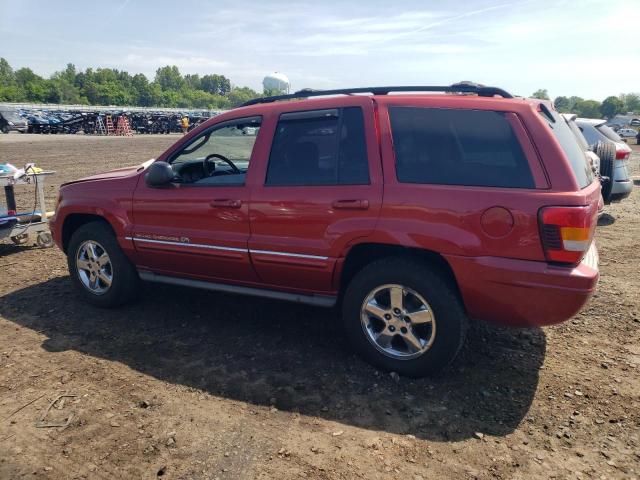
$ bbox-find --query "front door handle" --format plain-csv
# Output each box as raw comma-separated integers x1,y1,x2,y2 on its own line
210,198,242,209
332,199,369,210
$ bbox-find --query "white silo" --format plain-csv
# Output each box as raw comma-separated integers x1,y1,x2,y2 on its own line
263,72,290,94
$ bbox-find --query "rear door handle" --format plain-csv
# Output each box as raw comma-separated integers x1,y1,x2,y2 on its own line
332,199,369,210
210,199,242,209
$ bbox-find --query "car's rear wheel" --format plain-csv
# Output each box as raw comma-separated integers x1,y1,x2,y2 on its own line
67,221,139,307
342,257,466,377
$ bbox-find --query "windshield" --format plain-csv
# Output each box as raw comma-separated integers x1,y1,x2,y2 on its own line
1,110,23,122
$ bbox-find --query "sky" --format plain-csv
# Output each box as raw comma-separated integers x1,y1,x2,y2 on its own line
1,0,638,101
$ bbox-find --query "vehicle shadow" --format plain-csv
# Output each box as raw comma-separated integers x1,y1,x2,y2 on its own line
0,277,546,442
0,243,41,258
598,213,616,227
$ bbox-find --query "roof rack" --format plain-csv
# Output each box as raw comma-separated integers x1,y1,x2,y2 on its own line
241,83,513,106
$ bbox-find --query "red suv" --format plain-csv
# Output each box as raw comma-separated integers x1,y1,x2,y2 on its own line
51,84,600,377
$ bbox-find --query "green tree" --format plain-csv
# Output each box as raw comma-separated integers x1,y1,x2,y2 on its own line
554,96,571,112
619,93,640,113
155,65,184,91
574,99,602,118
531,89,550,100
184,74,201,90
600,96,624,119
227,86,261,107
201,74,230,95
0,57,15,86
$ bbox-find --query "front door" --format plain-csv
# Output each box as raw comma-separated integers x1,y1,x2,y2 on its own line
132,116,262,283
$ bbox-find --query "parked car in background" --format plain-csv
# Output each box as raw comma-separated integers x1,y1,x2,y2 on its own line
562,114,600,175
617,128,638,139
562,114,605,209
0,109,28,133
51,84,601,377
577,118,632,204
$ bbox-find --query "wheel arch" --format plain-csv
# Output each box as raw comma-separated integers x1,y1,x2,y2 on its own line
61,213,114,254
337,243,462,300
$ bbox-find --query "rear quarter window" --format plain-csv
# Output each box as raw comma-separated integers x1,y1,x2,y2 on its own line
389,107,535,188
545,113,594,188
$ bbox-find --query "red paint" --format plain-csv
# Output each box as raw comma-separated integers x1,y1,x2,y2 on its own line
51,93,601,327
480,207,514,238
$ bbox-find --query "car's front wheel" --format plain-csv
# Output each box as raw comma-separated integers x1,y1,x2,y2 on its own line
343,257,467,377
67,221,139,307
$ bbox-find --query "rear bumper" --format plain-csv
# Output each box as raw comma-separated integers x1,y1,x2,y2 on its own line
610,179,632,202
445,244,599,327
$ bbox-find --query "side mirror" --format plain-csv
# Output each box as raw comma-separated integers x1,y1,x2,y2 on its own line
145,161,174,187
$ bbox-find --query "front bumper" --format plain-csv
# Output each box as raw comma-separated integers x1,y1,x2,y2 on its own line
445,244,599,327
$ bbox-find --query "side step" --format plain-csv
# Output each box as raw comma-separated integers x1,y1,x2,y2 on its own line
138,271,337,308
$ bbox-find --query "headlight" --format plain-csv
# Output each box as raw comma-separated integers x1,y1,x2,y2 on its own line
8,121,14,125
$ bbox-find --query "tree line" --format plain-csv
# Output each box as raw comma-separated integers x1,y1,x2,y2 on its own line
531,89,640,119
0,58,268,109
1,58,638,116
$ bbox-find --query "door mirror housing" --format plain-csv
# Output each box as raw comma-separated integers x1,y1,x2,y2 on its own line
145,161,174,187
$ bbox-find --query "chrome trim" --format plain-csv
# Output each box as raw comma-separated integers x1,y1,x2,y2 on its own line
127,236,329,260
138,271,336,307
250,249,329,261
130,236,246,253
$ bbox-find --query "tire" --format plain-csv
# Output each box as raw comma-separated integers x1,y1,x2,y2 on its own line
595,141,615,204
67,221,139,307
1,125,8,134
342,256,467,377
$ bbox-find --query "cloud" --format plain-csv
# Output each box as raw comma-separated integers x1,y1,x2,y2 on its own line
115,53,228,73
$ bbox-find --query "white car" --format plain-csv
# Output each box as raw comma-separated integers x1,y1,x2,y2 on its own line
562,114,600,175
617,128,638,138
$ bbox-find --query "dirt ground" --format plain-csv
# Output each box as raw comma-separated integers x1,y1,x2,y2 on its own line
0,133,639,480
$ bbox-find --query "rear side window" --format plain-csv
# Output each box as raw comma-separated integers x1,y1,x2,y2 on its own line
266,107,369,186
545,112,593,188
389,107,534,188
566,119,590,151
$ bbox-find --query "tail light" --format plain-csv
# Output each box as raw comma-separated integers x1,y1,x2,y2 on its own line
615,147,630,160
539,206,596,264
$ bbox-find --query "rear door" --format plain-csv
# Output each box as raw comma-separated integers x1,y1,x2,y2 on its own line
248,98,382,293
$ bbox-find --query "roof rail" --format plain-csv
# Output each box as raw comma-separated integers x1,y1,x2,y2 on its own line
241,83,513,106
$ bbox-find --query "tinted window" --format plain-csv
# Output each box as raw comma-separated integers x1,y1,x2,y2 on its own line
266,107,369,186
576,122,604,146
389,107,534,188
566,119,590,151
546,113,593,188
596,124,623,142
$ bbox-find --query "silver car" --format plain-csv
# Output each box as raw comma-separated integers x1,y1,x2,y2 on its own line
576,118,632,203
617,128,638,139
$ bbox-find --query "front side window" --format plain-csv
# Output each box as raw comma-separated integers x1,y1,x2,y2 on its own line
389,107,535,188
266,107,369,186
170,116,261,185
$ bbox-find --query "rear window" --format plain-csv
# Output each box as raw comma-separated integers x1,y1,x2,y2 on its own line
576,122,604,146
596,124,622,142
389,107,534,188
545,112,594,188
